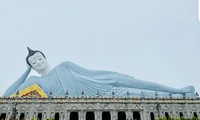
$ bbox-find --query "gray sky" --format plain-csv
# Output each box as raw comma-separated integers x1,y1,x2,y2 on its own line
0,0,200,96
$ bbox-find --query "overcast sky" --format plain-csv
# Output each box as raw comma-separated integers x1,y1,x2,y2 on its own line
0,0,199,96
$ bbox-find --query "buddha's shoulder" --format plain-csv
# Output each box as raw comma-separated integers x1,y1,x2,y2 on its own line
56,61,80,68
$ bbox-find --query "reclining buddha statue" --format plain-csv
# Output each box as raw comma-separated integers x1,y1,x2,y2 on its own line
3,47,195,98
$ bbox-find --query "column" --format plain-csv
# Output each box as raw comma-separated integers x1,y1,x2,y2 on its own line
79,111,84,120
25,112,29,120
141,110,146,120
111,110,116,120
95,110,100,120
43,112,47,120
67,111,70,120
60,112,65,120
126,110,131,120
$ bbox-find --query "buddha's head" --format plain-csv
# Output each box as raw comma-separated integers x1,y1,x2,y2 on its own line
26,47,51,76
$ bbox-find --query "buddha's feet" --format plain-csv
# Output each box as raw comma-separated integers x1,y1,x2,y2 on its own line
180,86,195,93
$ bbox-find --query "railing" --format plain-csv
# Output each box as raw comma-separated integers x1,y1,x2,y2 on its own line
0,96,199,104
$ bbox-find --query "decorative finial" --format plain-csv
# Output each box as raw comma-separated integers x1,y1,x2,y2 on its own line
169,92,172,99
65,90,69,96
196,92,199,99
81,90,84,96
16,90,19,98
141,91,144,99
49,91,53,98
65,90,69,98
96,91,100,96
182,93,186,99
112,91,115,96
155,91,158,99
127,91,130,96
27,47,35,55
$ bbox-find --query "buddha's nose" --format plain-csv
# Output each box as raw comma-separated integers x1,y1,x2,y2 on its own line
37,61,42,66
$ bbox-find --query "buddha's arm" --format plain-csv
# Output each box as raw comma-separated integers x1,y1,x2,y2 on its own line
3,67,31,96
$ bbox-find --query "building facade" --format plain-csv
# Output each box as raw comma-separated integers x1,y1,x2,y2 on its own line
0,96,200,120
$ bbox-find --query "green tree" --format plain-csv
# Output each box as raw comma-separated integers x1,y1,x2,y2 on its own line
192,116,198,120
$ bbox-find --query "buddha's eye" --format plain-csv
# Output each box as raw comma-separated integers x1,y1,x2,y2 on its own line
39,58,42,60
32,62,36,64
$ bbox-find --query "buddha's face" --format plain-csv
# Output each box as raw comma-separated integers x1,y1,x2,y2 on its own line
28,52,49,73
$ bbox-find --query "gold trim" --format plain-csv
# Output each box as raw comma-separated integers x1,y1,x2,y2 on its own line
11,84,47,98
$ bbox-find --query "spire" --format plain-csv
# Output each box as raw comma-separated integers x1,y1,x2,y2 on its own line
27,47,35,56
